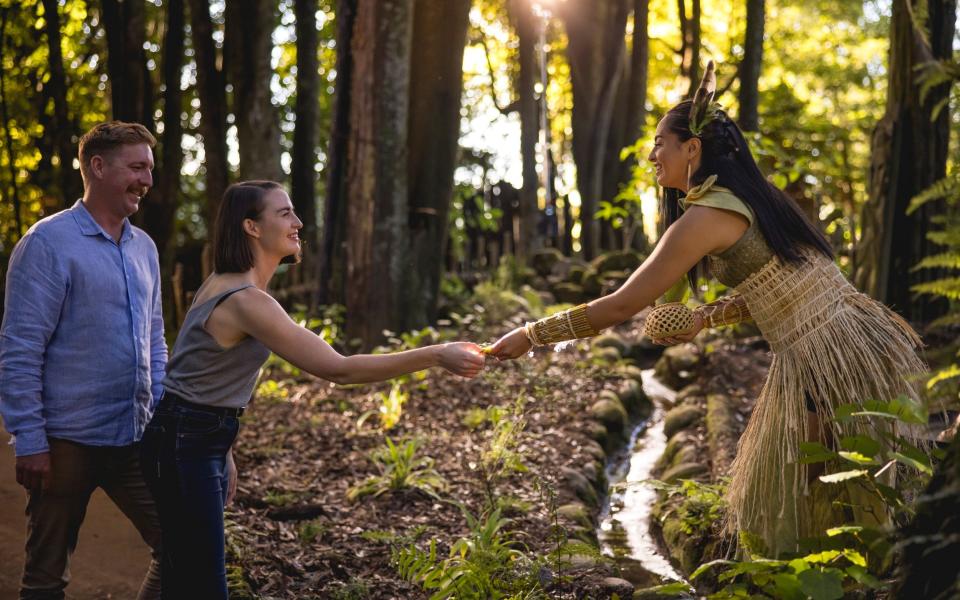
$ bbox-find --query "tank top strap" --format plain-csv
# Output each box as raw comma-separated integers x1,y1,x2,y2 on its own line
188,284,257,321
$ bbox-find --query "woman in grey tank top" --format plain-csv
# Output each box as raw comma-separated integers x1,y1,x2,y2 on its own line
141,181,485,599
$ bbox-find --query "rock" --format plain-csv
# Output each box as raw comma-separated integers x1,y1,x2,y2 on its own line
653,344,702,390
565,525,599,545
553,282,586,304
582,439,607,462
591,332,629,356
706,393,740,478
654,431,694,473
623,334,663,363
590,250,644,273
618,379,651,418
557,503,593,529
562,466,599,508
675,384,704,406
661,461,708,483
599,269,632,295
663,404,704,439
582,269,603,295
592,346,622,363
565,553,602,570
585,420,609,447
616,364,645,382
568,264,587,285
591,398,628,437
661,518,706,574
600,577,634,598
531,247,565,277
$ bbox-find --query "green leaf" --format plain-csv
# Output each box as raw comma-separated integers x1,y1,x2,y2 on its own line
799,441,838,464
691,559,736,580
819,470,868,483
839,435,881,457
772,573,806,600
927,364,960,389
797,568,845,600
825,525,863,537
838,451,878,465
891,451,933,475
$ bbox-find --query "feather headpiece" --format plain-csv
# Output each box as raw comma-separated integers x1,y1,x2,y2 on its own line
688,60,722,136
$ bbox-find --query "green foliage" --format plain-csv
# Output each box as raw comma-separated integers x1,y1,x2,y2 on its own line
469,281,531,326
475,398,529,511
328,577,372,600
347,437,448,501
298,518,328,544
255,378,291,403
394,507,546,600
357,380,410,431
647,479,727,536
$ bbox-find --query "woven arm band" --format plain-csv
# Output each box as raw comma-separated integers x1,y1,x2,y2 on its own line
694,295,752,328
524,304,599,346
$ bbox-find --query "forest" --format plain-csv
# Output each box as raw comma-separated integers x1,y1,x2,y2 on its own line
0,0,959,598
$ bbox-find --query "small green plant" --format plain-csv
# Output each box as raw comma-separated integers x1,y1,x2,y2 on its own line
357,380,409,431
647,478,727,536
347,437,448,501
263,489,302,507
298,518,328,544
256,378,290,403
328,576,372,600
394,507,545,599
476,397,529,511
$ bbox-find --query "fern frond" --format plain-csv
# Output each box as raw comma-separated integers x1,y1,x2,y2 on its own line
927,229,960,248
911,277,960,300
927,311,960,329
910,252,960,271
907,176,958,215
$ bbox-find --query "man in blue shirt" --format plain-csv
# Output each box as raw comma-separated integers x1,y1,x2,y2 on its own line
0,122,166,600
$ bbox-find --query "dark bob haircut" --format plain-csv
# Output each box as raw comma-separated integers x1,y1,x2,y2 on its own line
214,180,299,273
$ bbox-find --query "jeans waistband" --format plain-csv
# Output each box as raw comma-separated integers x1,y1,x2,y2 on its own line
160,393,245,419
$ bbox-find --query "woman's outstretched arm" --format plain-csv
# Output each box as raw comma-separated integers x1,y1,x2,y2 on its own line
490,205,748,359
225,290,485,383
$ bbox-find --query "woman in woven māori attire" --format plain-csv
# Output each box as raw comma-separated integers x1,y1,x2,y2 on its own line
489,62,928,556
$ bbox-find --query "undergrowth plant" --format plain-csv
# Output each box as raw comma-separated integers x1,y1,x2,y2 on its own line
347,437,447,501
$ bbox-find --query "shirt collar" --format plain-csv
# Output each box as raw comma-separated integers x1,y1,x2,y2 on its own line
71,199,134,243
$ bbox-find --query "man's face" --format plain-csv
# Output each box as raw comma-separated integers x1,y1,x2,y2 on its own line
92,143,155,218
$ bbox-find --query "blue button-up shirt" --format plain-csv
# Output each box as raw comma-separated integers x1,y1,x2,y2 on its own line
0,200,167,456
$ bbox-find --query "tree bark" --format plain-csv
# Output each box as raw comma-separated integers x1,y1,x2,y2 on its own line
853,0,955,323
678,0,702,96
318,0,357,307
509,0,540,262
292,0,320,260
404,0,471,329
0,6,22,238
225,0,284,182
558,0,630,259
40,0,80,207
343,0,413,346
186,0,230,232
738,0,764,131
141,0,185,263
101,0,153,125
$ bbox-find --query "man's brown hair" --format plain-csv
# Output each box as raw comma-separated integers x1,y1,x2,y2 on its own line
78,121,156,181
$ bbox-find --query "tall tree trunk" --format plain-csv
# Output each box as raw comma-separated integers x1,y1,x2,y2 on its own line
40,0,79,207
678,0,702,96
0,6,22,238
559,0,630,259
738,0,764,131
186,0,230,233
318,0,357,307
509,0,540,262
225,0,284,182
292,0,320,263
101,0,153,125
404,0,471,329
343,0,413,346
141,0,184,262
853,0,955,323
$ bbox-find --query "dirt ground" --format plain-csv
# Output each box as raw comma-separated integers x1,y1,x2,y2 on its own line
0,441,153,600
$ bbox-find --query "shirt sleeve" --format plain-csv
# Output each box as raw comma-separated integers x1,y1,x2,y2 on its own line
0,232,67,456
148,250,167,410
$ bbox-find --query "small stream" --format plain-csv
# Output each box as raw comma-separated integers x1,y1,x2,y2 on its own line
597,369,688,587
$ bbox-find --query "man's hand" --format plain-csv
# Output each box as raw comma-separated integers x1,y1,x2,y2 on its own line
16,452,51,492
225,448,238,506
489,327,533,361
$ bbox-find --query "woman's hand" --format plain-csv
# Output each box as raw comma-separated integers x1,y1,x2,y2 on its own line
225,448,238,506
437,342,486,378
653,312,704,346
488,327,533,361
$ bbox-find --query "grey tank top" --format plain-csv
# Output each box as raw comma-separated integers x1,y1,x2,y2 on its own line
162,285,271,409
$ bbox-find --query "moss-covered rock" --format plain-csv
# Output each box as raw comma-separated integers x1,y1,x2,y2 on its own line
675,384,705,406
531,247,565,277
585,420,609,448
662,404,704,439
592,346,622,363
653,344,702,390
706,393,739,478
582,269,603,295
591,332,629,356
581,439,607,462
567,264,588,285
557,502,594,529
661,461,709,484
660,518,706,574
562,466,600,508
590,250,644,273
591,398,628,437
618,379,651,419
616,364,645,382
552,282,586,304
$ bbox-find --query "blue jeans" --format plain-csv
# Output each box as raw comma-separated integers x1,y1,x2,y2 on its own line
140,399,240,600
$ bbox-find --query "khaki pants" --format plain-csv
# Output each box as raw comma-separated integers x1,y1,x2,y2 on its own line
20,438,162,600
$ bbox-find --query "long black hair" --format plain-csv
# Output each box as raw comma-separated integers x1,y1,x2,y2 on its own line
658,100,833,290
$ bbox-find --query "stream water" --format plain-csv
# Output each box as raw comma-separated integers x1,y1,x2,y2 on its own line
597,369,688,587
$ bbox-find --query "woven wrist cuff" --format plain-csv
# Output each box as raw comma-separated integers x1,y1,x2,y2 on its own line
530,304,598,345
